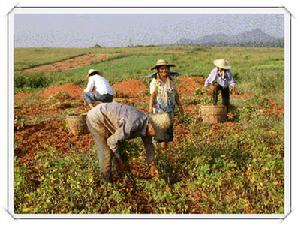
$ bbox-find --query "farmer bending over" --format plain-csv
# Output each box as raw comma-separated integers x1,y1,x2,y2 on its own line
83,69,114,109
204,59,237,113
86,102,171,182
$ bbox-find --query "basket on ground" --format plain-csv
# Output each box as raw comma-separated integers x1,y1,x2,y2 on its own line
200,105,226,123
66,113,89,135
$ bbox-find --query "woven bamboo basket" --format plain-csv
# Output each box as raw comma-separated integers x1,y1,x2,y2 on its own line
66,113,88,135
200,105,226,123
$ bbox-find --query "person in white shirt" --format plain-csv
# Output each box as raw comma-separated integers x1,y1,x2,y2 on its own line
83,69,114,109
204,59,237,113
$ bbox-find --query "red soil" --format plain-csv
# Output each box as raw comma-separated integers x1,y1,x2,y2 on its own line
14,76,270,164
15,120,93,163
39,83,83,98
176,76,204,95
15,92,30,99
113,79,147,98
259,101,284,117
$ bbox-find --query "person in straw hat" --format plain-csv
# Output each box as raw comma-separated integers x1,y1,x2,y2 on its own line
148,59,184,149
204,59,237,113
86,101,172,182
83,69,114,109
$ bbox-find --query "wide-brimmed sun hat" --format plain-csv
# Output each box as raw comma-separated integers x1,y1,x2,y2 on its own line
88,69,99,75
213,59,231,69
151,59,176,70
148,113,171,141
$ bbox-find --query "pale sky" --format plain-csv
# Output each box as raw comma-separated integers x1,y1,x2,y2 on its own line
14,14,284,47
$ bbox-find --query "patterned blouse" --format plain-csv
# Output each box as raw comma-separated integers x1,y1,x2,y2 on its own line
149,77,177,114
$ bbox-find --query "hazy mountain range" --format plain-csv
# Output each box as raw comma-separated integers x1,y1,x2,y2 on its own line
176,29,283,47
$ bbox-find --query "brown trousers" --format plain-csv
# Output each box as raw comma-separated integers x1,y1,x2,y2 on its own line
86,118,112,181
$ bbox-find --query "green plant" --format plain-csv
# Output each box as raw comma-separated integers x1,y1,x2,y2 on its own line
14,115,27,130
15,75,52,90
194,87,205,96
64,109,80,116
179,113,194,125
28,76,50,88
15,76,27,89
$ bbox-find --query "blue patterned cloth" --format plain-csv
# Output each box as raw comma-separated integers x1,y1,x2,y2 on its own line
149,77,177,114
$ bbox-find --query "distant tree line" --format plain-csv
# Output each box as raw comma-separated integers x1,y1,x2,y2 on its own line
200,39,284,48
93,39,284,48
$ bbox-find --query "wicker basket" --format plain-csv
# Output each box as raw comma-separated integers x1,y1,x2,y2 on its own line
66,113,89,135
200,105,226,123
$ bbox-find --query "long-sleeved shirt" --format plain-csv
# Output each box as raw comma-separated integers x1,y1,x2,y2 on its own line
84,74,114,95
87,102,155,162
204,67,236,88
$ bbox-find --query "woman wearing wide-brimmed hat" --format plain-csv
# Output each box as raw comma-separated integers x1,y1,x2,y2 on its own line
83,69,114,109
204,59,237,112
148,59,184,149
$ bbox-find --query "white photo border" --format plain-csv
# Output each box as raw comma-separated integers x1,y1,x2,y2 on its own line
8,6,291,219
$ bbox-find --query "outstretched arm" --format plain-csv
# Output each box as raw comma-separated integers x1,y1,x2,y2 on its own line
204,68,217,87
84,76,95,92
142,136,159,177
142,136,155,163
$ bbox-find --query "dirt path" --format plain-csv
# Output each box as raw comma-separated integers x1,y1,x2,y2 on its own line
22,53,111,73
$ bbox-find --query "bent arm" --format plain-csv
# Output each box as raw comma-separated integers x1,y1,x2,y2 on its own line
149,92,156,113
107,120,128,153
204,69,217,87
227,71,237,87
84,76,95,92
149,79,157,113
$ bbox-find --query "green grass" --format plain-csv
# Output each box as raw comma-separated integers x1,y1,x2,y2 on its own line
49,54,178,84
14,46,189,72
15,48,99,71
15,46,284,98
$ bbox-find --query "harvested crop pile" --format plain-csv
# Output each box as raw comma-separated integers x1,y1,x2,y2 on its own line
39,83,83,98
176,76,204,95
113,79,147,98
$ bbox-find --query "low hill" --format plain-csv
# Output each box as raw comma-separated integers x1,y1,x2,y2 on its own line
177,29,283,47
